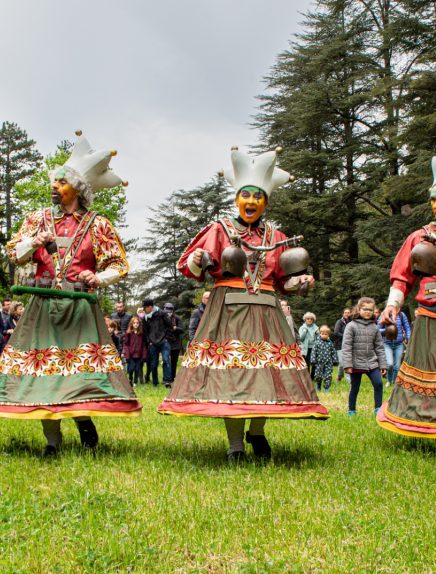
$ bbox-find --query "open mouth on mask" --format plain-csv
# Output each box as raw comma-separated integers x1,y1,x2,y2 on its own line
245,208,257,217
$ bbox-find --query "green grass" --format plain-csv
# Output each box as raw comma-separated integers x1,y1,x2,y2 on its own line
0,373,434,574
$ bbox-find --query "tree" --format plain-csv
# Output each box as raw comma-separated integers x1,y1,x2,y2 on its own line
0,122,42,285
350,0,436,309
254,0,435,324
255,0,380,321
139,176,233,320
104,238,147,311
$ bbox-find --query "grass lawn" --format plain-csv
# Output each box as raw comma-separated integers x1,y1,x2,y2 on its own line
0,372,434,573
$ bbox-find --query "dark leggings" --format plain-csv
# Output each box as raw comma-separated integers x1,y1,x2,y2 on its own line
348,369,383,411
305,347,316,379
170,349,180,382
128,357,143,385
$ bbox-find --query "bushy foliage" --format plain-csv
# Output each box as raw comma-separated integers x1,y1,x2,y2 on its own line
255,0,435,325
138,176,232,320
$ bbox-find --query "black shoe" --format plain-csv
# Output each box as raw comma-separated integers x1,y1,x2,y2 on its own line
227,451,246,464
77,420,99,449
42,445,58,457
245,432,272,459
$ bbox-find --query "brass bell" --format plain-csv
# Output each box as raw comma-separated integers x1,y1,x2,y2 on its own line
45,240,58,255
385,324,398,341
279,247,310,276
410,240,436,277
221,245,247,278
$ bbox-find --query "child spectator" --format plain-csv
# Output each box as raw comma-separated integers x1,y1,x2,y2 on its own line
342,297,387,416
136,308,146,383
163,302,184,385
3,301,24,344
311,325,337,392
107,320,122,356
123,316,147,386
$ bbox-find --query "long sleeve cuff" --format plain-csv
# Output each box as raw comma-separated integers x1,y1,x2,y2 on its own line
386,287,404,309
16,238,36,263
187,253,202,277
96,268,122,287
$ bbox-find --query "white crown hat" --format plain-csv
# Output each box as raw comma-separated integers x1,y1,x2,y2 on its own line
52,131,125,193
223,147,291,197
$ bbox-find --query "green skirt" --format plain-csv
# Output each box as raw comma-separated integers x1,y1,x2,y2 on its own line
0,295,141,420
158,287,328,419
377,308,436,438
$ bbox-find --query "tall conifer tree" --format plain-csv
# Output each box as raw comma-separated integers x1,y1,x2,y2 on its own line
140,176,233,318
0,122,42,285
254,0,435,322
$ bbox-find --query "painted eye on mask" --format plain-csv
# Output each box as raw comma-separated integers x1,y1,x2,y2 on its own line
240,190,263,200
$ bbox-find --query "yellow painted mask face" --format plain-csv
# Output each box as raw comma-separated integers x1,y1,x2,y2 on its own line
235,186,267,224
51,178,79,207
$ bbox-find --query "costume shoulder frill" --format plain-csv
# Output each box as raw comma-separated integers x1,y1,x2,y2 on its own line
90,214,129,277
6,209,46,263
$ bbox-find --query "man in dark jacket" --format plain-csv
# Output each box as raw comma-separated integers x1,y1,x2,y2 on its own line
1,298,11,327
142,298,172,387
163,302,184,383
111,301,132,344
188,291,210,342
333,307,351,382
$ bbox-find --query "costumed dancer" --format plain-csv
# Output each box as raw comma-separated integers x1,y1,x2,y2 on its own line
0,131,142,455
377,157,436,439
158,146,329,461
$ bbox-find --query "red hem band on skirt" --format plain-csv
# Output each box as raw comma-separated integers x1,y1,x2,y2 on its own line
158,400,329,418
0,400,142,414
376,402,436,437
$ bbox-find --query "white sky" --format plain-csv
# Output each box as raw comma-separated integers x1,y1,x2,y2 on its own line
1,0,312,259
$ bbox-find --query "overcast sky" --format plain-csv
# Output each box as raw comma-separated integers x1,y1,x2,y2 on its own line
1,0,313,256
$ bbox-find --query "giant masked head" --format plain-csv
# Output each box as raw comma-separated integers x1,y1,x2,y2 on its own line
223,146,291,224
50,130,126,209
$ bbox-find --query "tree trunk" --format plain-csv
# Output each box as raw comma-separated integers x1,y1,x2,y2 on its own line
5,157,15,285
